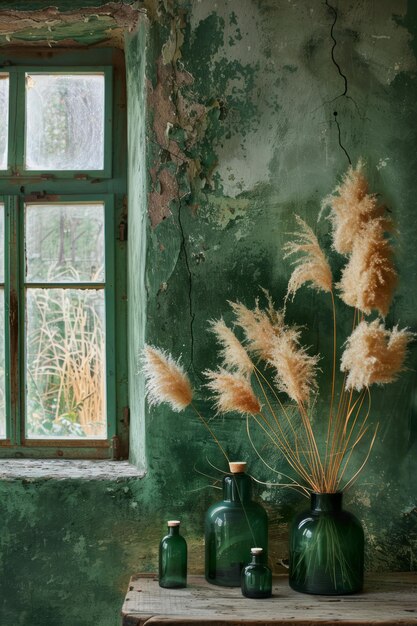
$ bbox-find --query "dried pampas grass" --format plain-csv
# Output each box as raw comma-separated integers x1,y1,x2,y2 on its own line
322,160,391,255
284,215,332,299
140,161,410,494
229,296,285,360
341,319,413,391
141,345,193,411
268,331,319,405
210,318,253,377
205,369,261,415
337,219,397,317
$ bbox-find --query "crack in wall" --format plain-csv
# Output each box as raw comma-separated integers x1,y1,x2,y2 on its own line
176,184,198,376
164,11,200,377
325,0,353,165
333,111,351,165
326,0,348,99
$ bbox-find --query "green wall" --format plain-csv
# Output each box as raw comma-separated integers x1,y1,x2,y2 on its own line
1,1,417,624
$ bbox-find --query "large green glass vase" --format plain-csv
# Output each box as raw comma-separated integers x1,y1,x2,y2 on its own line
289,492,364,595
205,462,268,587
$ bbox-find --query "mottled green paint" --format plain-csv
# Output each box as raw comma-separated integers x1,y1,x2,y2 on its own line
1,16,118,47
1,0,417,625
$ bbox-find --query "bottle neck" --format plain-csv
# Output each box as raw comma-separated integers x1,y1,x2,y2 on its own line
223,472,252,503
311,492,343,513
251,554,262,565
168,526,180,536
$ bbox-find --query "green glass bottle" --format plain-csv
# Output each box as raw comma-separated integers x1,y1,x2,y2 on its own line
241,548,272,598
205,461,268,587
159,520,187,588
289,492,364,595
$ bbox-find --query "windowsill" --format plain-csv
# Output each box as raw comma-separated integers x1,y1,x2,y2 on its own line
0,459,146,481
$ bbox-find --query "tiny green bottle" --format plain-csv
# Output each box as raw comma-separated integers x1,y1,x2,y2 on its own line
159,520,187,588
241,548,272,599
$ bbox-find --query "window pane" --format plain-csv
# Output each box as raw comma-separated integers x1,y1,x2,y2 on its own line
0,290,5,439
0,74,9,170
26,288,106,439
25,203,105,283
25,73,105,171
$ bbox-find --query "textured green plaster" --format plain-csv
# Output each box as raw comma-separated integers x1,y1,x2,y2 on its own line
1,1,417,625
144,0,417,580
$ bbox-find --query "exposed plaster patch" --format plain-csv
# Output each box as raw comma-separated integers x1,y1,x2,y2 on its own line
147,54,211,227
201,194,250,229
148,167,178,228
162,14,185,64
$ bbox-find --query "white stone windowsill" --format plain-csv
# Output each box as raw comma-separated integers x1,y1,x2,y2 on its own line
0,459,146,481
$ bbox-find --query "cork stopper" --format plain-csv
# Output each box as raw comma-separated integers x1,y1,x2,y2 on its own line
167,520,181,527
229,461,247,474
251,547,263,555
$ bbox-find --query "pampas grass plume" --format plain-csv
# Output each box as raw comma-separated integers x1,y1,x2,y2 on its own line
229,297,285,360
337,219,397,317
205,369,261,414
268,331,319,405
142,345,193,411
210,318,253,376
284,215,332,299
341,319,413,391
322,160,391,255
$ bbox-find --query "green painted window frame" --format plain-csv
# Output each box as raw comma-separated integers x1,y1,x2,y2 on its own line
0,48,127,459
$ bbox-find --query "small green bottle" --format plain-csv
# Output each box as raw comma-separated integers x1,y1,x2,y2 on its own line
159,520,187,588
241,548,272,598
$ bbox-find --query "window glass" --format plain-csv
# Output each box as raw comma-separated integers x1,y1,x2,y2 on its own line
25,73,105,171
0,74,9,170
26,288,106,439
25,202,106,440
25,203,105,283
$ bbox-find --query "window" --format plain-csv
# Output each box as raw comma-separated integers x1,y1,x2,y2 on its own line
0,49,127,459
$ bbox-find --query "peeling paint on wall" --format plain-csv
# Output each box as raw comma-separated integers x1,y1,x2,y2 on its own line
0,2,144,47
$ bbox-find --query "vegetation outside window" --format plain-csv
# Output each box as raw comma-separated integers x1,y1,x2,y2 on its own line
0,49,127,459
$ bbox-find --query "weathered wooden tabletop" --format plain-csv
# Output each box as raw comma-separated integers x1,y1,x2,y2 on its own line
121,572,417,625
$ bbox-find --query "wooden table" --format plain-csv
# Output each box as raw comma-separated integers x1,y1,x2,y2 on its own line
121,572,417,625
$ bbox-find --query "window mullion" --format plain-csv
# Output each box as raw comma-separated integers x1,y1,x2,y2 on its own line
14,71,25,174
7,70,24,175
105,197,116,440
4,195,21,445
